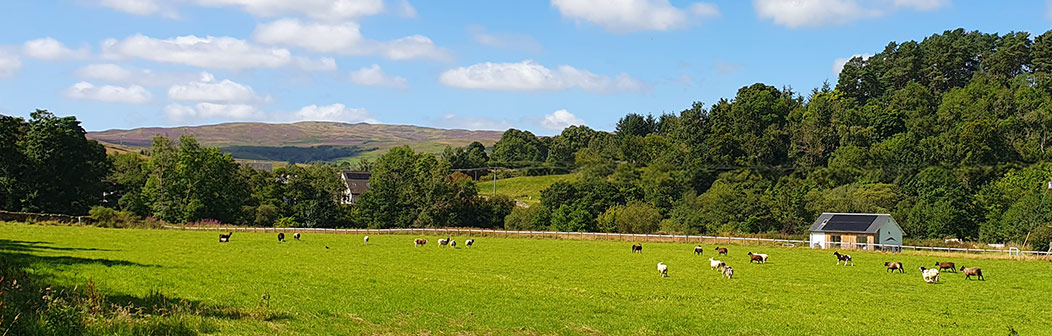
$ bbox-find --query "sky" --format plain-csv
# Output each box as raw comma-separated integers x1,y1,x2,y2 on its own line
0,0,1050,135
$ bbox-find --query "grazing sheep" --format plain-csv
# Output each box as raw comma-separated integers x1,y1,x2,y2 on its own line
277,233,285,242
657,262,668,277
833,251,853,266
884,262,904,273
709,258,726,271
438,238,449,246
219,232,232,243
935,261,956,273
714,247,728,255
722,266,734,279
450,240,457,248
465,239,474,247
632,244,643,253
693,246,704,255
919,267,940,283
747,252,768,264
960,266,984,280
364,236,369,244
293,233,301,240
414,239,427,247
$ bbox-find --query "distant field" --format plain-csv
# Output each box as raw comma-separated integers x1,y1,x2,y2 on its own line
491,174,576,205
2,223,1050,335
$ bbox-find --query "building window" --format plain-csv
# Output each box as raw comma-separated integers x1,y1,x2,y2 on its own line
830,235,842,245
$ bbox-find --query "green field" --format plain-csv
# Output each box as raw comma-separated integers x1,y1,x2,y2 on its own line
2,223,1051,335
492,174,576,205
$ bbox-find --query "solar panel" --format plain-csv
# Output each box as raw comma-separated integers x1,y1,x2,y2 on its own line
821,215,877,232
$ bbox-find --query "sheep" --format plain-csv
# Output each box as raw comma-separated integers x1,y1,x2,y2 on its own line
277,232,285,242
363,236,369,244
919,267,940,283
714,247,728,255
722,266,734,279
833,251,853,266
657,262,668,277
959,266,984,280
293,233,301,240
709,258,726,271
747,252,768,264
438,238,449,246
465,239,474,247
632,244,643,253
414,239,427,247
884,262,904,273
693,246,704,255
934,261,956,273
219,232,232,243
450,240,457,248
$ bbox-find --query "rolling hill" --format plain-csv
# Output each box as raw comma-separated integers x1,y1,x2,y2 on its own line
87,121,504,162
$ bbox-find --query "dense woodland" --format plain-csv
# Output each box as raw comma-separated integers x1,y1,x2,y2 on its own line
3,29,1052,248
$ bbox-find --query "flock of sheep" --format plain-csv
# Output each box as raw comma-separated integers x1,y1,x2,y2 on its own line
648,244,765,280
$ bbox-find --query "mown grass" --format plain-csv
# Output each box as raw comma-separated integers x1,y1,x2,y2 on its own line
492,174,576,205
1,223,1050,335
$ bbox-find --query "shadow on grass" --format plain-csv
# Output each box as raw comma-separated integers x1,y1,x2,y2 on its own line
0,238,120,252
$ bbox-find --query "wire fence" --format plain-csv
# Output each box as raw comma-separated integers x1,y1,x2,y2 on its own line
163,225,1052,256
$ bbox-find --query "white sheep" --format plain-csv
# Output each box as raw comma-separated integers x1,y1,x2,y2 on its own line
438,238,448,246
465,239,474,247
450,240,457,248
709,258,725,271
657,262,668,277
722,266,734,279
363,236,369,244
921,268,938,284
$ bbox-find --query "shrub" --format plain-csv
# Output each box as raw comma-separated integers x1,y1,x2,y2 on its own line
504,206,551,231
89,206,136,228
596,201,661,234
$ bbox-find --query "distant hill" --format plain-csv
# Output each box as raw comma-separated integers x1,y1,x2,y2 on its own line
87,122,504,162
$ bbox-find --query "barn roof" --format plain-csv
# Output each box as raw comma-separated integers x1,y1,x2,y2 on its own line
808,213,896,234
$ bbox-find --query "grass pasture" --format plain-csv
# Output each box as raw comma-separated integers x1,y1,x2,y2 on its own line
2,223,1050,335
492,174,576,205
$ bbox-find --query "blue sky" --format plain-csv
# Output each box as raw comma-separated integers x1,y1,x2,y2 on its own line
0,0,1050,134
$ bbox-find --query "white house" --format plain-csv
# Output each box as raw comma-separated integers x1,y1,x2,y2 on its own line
809,213,904,251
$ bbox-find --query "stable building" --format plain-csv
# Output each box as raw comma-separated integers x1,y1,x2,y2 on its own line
808,213,904,251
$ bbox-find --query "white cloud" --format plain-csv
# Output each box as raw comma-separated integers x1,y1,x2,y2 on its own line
551,0,719,33
63,81,153,104
541,109,585,131
714,60,741,75
468,25,543,53
196,0,384,21
753,0,948,28
832,53,873,75
102,34,292,70
99,0,178,18
168,72,267,103
292,104,377,123
398,0,417,18
295,56,338,71
23,38,90,60
75,63,198,86
0,51,20,78
252,19,449,61
349,64,408,89
431,114,513,131
164,103,262,122
438,60,646,93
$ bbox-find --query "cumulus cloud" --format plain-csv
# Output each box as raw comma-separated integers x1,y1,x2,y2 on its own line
75,63,198,86
398,0,417,18
99,0,178,18
102,34,292,70
0,51,21,78
468,25,543,53
63,81,153,104
753,0,948,28
832,53,873,75
252,19,449,61
349,64,408,89
430,114,513,131
168,72,268,103
438,60,646,93
541,109,585,131
196,0,384,21
164,102,262,122
292,104,377,123
551,0,719,33
295,56,338,71
23,38,90,60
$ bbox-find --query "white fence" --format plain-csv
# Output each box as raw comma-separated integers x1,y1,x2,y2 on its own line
163,225,1051,256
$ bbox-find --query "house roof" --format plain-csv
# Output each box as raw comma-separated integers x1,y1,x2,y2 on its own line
808,213,896,234
341,171,371,195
